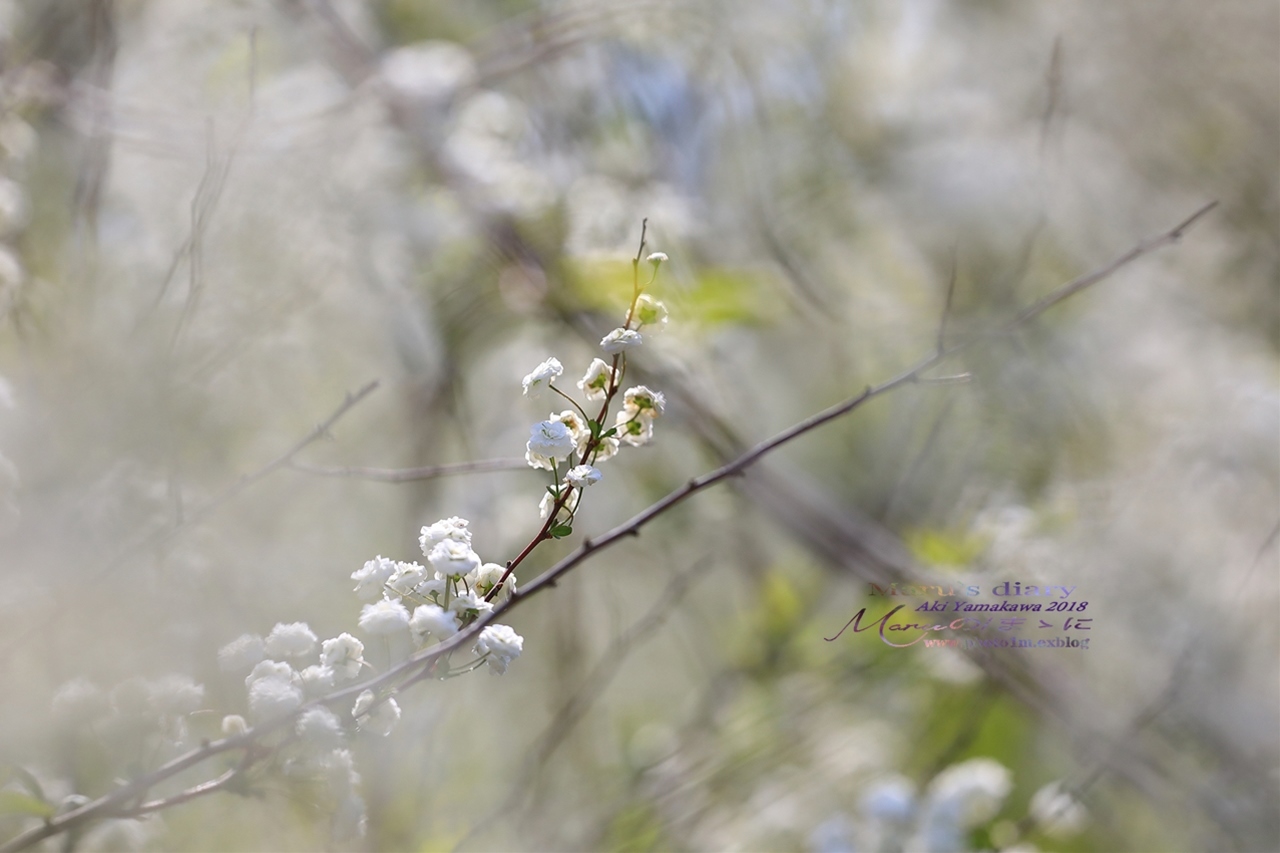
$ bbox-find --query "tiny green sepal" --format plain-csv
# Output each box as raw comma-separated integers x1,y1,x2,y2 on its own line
551,524,573,538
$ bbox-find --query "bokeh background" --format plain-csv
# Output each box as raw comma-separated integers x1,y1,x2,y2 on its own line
0,1,1277,851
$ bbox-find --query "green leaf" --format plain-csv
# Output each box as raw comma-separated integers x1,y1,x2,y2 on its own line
6,766,45,803
550,524,573,539
601,427,617,438
546,486,561,499
0,790,55,819
588,420,602,438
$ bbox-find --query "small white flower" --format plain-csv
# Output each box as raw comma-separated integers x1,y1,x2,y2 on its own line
634,294,668,329
566,465,602,488
358,599,411,635
551,410,591,452
418,517,472,555
427,539,482,578
539,488,580,520
299,665,336,694
247,677,304,721
521,357,563,398
149,675,205,716
473,563,515,597
387,561,428,595
600,328,643,354
51,678,109,725
591,435,620,463
646,251,668,264
352,556,398,601
925,757,1012,828
353,690,401,736
264,622,318,659
321,634,366,680
1029,782,1089,839
409,604,460,643
218,634,266,673
526,420,576,464
221,714,249,736
245,660,295,689
297,707,345,746
614,410,654,447
474,624,524,674
578,358,616,401
448,589,494,617
623,385,665,418
860,775,916,823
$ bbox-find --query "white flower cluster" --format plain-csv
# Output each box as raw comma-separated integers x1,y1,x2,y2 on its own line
348,515,524,676
519,260,670,528
811,758,1059,852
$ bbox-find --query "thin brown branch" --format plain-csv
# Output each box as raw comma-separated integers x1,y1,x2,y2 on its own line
287,458,527,483
0,203,1215,852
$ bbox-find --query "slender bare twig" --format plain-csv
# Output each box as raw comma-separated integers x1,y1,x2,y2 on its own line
0,204,1214,853
0,380,381,663
287,458,527,483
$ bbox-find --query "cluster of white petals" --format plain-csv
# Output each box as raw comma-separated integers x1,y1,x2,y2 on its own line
521,357,563,397
353,690,402,736
577,358,615,400
474,624,524,674
600,327,643,353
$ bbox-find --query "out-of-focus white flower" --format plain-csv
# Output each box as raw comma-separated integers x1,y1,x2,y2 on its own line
924,757,1012,828
379,41,475,103
264,622,318,659
526,420,576,467
248,677,304,721
299,665,336,694
149,675,205,716
475,624,523,674
418,517,472,554
0,177,28,236
353,690,401,736
244,660,295,689
221,714,249,736
409,604,459,643
646,251,668,264
1029,781,1089,839
448,589,494,617
539,487,581,520
522,357,563,398
601,328,643,354
634,294,668,329
566,465,602,488
218,633,266,672
860,775,916,823
244,660,294,686
51,678,109,725
615,410,654,447
427,539,481,578
387,561,428,595
297,707,345,747
352,556,397,601
623,386,665,418
359,599,411,635
0,246,22,294
321,634,366,680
